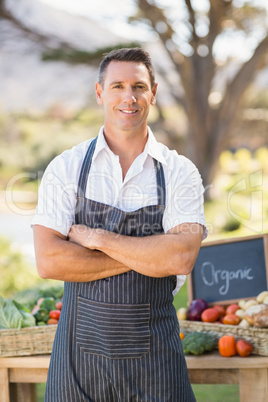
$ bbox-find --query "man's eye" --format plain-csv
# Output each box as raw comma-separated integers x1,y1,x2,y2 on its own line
113,85,123,89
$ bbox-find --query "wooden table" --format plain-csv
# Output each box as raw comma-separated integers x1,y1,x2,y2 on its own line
0,352,268,402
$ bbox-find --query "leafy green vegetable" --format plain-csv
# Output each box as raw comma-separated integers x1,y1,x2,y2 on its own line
0,296,36,329
13,300,36,328
0,296,22,329
13,284,64,310
38,286,64,301
39,297,56,312
182,332,215,355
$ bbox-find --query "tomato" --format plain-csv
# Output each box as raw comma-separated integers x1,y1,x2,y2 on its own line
226,304,239,315
179,333,185,340
213,305,226,317
236,340,253,357
201,308,220,323
55,301,63,311
222,314,241,325
218,335,237,357
49,310,61,320
47,318,59,325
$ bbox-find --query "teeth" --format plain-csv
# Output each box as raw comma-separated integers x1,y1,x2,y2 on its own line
121,110,137,114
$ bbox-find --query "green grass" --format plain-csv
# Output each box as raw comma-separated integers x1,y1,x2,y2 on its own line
37,383,46,402
192,385,239,401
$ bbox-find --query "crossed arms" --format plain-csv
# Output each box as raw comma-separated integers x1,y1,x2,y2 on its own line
33,223,204,282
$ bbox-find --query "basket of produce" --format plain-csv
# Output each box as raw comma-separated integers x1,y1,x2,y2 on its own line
0,290,62,357
0,325,57,357
177,291,268,356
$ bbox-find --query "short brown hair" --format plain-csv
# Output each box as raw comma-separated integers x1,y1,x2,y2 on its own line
98,48,155,88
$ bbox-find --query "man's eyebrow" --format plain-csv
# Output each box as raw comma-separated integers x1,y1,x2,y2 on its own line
135,81,148,86
109,81,149,86
109,81,123,86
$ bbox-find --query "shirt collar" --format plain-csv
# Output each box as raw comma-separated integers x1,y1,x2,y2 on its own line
93,126,167,166
92,127,109,161
145,127,167,166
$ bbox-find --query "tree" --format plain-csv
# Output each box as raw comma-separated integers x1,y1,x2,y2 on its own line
132,0,268,191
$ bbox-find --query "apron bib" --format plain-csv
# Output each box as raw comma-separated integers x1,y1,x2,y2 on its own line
45,137,196,402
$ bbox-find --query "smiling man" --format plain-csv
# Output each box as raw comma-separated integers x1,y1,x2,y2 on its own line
96,60,157,135
32,48,207,402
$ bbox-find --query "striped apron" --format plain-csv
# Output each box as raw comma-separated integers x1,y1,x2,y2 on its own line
45,137,196,402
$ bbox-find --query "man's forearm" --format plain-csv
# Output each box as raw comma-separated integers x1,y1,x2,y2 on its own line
68,223,203,278
33,225,130,282
94,231,199,277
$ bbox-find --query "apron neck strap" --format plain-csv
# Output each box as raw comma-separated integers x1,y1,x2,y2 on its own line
153,159,166,206
77,137,97,198
76,137,166,206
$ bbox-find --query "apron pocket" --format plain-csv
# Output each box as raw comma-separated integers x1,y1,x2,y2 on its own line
76,296,150,359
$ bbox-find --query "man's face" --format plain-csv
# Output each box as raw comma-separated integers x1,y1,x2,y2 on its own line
95,61,157,134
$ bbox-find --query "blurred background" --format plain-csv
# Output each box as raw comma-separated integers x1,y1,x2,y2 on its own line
0,1,268,400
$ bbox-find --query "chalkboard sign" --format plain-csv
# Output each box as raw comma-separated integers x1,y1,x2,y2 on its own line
187,234,268,305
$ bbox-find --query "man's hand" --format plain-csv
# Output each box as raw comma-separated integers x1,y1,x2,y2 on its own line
68,225,113,250
68,225,96,249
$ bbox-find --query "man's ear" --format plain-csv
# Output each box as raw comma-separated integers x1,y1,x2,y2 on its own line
95,82,103,105
151,83,158,105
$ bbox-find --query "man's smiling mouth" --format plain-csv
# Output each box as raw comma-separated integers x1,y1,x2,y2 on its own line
120,109,138,114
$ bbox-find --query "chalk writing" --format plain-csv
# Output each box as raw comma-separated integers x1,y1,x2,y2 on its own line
201,261,254,295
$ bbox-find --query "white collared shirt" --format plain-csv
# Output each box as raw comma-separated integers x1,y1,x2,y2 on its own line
32,126,207,294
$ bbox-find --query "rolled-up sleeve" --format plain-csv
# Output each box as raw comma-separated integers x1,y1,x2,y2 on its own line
31,156,76,236
163,156,208,239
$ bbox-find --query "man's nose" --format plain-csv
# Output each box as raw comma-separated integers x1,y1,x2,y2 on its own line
123,88,136,103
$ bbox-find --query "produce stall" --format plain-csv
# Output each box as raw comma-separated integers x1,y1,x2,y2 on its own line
177,234,268,359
